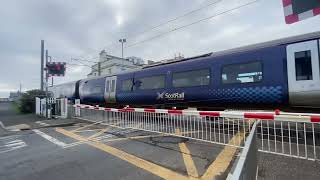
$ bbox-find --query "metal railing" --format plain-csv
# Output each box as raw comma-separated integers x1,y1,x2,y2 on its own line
257,119,320,161
71,104,320,161
73,105,257,148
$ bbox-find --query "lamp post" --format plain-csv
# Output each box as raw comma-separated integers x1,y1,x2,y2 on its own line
119,38,126,59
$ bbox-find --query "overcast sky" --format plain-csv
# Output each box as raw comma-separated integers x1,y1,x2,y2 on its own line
0,0,319,97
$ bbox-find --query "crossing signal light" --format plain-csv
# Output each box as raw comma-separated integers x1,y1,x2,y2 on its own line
46,62,66,76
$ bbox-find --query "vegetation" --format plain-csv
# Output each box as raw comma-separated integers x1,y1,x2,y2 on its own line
11,101,21,114
18,89,46,113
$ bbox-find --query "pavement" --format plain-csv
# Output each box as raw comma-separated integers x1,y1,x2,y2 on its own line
0,102,320,180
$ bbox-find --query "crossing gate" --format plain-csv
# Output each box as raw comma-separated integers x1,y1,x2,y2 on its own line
72,104,320,161
54,98,68,118
35,97,68,118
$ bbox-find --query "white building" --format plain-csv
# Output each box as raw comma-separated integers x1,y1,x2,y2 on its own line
9,91,22,102
87,50,145,77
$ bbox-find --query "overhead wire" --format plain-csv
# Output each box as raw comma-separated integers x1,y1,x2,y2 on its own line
126,0,260,48
67,0,260,72
70,0,224,61
124,0,224,39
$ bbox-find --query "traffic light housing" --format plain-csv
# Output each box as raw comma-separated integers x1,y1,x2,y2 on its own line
47,62,66,76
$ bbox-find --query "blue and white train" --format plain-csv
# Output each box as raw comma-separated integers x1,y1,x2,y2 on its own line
49,31,320,110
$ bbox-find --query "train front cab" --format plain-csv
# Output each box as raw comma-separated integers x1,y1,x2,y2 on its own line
287,39,320,107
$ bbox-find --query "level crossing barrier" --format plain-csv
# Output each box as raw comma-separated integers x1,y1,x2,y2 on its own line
71,104,320,161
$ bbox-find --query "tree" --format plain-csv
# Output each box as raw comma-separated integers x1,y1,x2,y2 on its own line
18,89,46,113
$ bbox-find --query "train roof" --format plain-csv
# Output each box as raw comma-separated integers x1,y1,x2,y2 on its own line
54,31,320,85
143,31,320,69
49,80,78,88
209,30,320,58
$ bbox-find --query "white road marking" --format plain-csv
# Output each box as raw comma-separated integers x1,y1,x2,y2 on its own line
33,128,132,149
35,121,50,126
0,121,5,129
62,134,114,148
4,142,25,147
33,129,67,147
4,139,21,144
0,139,27,154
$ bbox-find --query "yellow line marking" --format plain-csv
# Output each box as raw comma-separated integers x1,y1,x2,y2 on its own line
74,129,105,133
104,134,164,141
200,131,244,180
176,129,199,178
87,128,110,140
72,121,103,132
56,128,196,180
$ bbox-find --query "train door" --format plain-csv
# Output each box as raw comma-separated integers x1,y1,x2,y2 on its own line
286,40,320,107
105,76,117,103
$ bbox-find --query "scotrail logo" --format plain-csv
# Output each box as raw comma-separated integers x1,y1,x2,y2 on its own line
157,92,185,100
157,92,166,100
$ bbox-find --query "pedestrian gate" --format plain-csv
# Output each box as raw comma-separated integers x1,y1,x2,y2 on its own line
35,97,68,118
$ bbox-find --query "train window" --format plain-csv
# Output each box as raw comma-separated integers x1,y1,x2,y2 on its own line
105,80,110,92
111,80,115,92
122,79,133,91
222,62,262,84
172,69,210,88
134,75,165,90
295,50,313,81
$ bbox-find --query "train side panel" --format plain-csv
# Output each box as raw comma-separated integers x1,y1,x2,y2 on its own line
48,81,79,101
116,45,289,108
79,77,106,105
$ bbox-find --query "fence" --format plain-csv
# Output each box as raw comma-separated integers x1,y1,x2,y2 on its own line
35,97,68,118
71,104,320,161
73,105,257,148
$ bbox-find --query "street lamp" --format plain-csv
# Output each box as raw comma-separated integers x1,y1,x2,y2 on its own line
119,38,126,59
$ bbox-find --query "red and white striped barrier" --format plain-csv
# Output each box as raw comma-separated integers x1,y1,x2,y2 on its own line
74,104,320,123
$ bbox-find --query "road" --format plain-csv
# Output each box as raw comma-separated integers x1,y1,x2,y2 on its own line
0,102,234,180
0,102,320,180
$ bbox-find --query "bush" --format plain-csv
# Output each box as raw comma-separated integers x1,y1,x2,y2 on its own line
18,89,46,113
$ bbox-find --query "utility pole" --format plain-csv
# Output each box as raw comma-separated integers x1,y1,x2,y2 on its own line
119,38,126,59
48,55,53,86
45,50,49,118
40,40,44,91
98,62,101,76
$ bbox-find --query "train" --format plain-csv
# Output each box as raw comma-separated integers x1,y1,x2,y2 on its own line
49,31,320,110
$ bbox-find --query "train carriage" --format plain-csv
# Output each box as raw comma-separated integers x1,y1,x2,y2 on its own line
52,31,320,110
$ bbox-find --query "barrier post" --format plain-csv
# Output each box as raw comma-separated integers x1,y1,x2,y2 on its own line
228,121,258,180
75,99,80,117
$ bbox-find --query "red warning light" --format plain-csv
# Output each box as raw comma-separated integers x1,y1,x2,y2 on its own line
46,62,66,77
